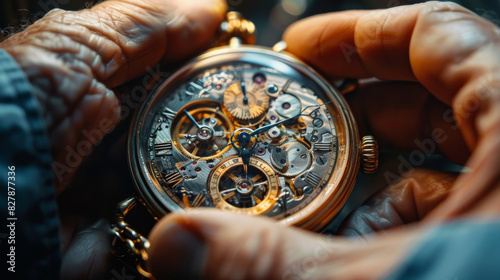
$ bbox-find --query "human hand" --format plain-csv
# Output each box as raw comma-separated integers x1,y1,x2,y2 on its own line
147,2,500,279
0,0,226,194
1,0,227,278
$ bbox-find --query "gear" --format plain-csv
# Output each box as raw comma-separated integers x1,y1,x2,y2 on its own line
171,100,234,160
223,82,269,126
208,156,280,215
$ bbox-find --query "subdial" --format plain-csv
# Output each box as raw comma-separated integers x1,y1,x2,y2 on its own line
271,141,313,177
223,82,270,126
208,156,280,215
273,93,302,118
171,101,234,160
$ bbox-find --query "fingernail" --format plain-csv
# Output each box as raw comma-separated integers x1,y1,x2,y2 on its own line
149,223,206,279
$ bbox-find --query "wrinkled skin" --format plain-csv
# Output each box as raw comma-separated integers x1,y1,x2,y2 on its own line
1,0,227,193
1,0,227,278
2,1,500,279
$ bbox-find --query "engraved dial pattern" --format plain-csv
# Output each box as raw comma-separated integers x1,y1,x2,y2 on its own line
208,156,279,215
223,82,269,126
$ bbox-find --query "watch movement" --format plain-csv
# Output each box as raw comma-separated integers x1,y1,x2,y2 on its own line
113,12,378,278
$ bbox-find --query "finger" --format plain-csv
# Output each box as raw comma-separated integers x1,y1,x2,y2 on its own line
148,209,423,280
60,217,112,280
13,0,227,88
283,2,486,83
286,1,500,222
89,0,227,86
0,0,226,193
283,6,428,80
348,80,470,164
284,2,500,149
338,169,458,238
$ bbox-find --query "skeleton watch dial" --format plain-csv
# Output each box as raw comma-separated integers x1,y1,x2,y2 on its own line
129,46,369,231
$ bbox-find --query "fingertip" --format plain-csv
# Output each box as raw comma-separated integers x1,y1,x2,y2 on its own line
282,14,324,63
148,220,206,280
161,0,227,62
149,210,264,279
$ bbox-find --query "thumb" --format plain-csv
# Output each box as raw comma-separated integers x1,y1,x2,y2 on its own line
148,209,326,280
147,209,420,280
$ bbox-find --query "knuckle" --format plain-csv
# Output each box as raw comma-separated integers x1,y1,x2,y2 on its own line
43,8,66,18
422,1,470,14
418,1,476,27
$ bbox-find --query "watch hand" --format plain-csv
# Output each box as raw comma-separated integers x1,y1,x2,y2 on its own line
241,80,248,105
253,181,269,188
181,102,332,168
240,147,251,181
240,70,248,105
250,101,333,136
220,188,236,195
179,134,197,139
184,109,201,129
244,163,248,181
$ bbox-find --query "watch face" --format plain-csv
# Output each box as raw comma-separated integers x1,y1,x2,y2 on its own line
129,46,360,230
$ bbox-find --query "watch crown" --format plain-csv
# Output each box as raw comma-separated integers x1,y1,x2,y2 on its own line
361,136,378,173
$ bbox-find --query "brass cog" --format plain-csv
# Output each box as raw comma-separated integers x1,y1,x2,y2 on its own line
171,101,234,160
222,82,269,126
208,156,280,215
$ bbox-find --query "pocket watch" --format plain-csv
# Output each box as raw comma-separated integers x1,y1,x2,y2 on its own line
112,12,378,278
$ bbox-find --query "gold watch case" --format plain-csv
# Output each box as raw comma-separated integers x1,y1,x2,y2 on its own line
128,44,376,231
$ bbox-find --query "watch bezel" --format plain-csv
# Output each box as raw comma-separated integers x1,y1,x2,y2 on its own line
128,45,361,231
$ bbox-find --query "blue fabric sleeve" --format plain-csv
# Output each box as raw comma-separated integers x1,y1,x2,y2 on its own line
0,49,61,279
386,219,500,280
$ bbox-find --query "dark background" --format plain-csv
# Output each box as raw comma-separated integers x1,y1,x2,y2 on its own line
1,0,497,224
1,0,496,277
1,0,499,44
0,0,497,228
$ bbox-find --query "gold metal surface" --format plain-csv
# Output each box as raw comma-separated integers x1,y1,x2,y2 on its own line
361,135,378,173
222,82,269,126
128,14,363,231
216,11,256,46
208,156,280,215
171,101,234,160
111,197,153,279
